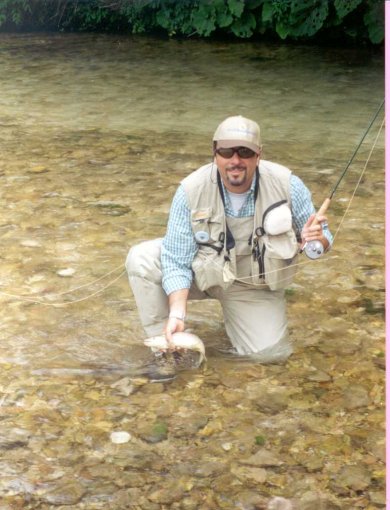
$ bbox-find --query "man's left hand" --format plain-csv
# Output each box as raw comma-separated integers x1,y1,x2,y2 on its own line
301,214,329,251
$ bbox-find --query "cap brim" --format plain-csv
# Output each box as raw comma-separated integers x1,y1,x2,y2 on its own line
216,139,260,153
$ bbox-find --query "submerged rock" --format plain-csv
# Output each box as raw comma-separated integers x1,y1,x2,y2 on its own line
239,449,283,467
91,200,131,216
29,165,48,173
230,464,267,484
138,421,168,443
38,480,86,505
268,496,293,510
342,385,370,409
147,484,185,505
245,381,290,414
173,460,226,479
298,490,342,509
0,428,30,450
330,465,371,495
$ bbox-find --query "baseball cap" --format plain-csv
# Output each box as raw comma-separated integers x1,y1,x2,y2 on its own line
213,115,261,153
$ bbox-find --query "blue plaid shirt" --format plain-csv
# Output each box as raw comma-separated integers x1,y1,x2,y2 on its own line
161,173,332,294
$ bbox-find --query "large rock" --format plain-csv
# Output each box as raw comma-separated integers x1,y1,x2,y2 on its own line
330,465,371,495
342,385,370,410
245,381,290,414
239,449,283,467
38,480,86,505
231,464,267,484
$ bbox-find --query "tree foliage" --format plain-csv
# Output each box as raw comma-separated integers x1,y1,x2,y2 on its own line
0,0,384,45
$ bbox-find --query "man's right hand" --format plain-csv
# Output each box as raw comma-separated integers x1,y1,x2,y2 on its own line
164,316,185,346
165,288,189,347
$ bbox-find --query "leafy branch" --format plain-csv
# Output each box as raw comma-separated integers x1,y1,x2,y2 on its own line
0,0,384,45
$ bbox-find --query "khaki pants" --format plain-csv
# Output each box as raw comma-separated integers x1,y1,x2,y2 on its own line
125,239,292,362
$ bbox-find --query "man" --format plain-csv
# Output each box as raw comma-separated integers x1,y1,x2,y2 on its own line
126,115,331,366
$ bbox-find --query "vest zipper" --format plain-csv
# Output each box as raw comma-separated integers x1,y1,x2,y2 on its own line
259,245,266,279
252,238,265,281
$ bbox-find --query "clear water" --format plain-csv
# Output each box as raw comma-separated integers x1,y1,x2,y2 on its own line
0,33,384,507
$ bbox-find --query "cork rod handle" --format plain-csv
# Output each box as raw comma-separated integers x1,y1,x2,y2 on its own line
312,197,331,226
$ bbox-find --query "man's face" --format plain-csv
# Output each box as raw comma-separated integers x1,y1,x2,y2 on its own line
215,146,260,193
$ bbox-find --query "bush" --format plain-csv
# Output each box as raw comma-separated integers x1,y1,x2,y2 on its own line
0,0,384,45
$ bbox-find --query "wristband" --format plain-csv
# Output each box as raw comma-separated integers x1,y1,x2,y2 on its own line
169,313,186,321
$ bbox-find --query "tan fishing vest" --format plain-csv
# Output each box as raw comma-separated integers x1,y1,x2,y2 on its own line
181,160,299,291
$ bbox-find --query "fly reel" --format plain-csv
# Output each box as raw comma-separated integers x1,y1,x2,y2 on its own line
304,240,324,260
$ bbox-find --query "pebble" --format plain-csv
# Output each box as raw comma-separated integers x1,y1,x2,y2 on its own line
268,497,293,510
56,268,76,277
110,431,131,444
29,165,48,173
20,239,42,248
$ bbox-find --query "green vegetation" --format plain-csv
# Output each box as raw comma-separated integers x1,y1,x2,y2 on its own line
0,0,384,45
254,434,266,445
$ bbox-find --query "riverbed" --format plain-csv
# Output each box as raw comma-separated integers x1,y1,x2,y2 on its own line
0,33,385,508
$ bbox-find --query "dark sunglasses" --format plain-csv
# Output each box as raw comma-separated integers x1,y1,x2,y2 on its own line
215,146,257,159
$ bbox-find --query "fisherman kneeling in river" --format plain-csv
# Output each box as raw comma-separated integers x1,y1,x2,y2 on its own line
126,115,332,372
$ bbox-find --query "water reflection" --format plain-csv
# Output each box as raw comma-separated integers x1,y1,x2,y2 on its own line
0,33,384,508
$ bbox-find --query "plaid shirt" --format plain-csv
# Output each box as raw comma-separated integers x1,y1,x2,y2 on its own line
161,173,332,294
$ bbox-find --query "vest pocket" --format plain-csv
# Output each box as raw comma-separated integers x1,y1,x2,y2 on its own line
263,201,292,236
262,231,298,290
192,247,236,291
191,210,224,244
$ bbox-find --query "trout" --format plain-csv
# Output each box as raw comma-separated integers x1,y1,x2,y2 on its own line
144,332,206,365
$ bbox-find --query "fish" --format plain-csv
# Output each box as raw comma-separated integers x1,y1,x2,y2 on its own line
144,332,206,365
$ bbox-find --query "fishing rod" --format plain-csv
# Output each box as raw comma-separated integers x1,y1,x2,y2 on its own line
303,98,385,259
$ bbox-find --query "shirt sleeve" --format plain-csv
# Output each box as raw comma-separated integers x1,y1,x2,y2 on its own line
161,185,198,294
290,174,333,246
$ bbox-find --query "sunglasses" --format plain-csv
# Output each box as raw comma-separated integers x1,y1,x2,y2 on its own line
215,146,257,159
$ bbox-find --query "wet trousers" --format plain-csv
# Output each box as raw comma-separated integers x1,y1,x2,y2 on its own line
125,239,292,362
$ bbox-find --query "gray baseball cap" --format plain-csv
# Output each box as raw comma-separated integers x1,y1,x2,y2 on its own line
213,115,261,153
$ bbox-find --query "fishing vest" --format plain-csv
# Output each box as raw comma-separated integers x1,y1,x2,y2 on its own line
181,160,299,291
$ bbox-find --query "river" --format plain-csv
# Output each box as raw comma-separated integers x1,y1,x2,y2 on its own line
0,33,385,508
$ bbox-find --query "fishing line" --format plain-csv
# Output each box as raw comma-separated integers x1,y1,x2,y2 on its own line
0,104,384,304
221,109,385,287
302,99,384,259
55,112,388,297
0,268,127,307
329,100,384,201
47,263,125,296
331,115,384,243
52,268,128,307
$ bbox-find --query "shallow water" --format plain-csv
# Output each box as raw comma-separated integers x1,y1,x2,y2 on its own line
0,33,385,508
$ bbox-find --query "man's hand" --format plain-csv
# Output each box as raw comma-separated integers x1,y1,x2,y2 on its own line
300,214,329,251
164,316,185,346
165,288,189,347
